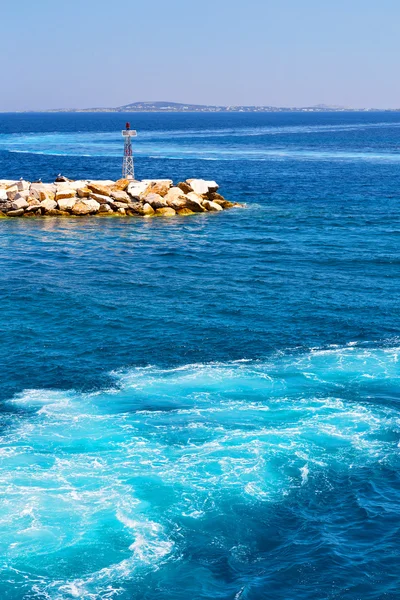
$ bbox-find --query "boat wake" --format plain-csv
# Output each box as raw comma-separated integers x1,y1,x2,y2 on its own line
1,342,400,598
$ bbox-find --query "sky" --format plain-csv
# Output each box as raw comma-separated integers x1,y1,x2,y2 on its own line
1,0,399,111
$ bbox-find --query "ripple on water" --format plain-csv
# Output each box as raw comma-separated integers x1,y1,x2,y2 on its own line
0,345,400,598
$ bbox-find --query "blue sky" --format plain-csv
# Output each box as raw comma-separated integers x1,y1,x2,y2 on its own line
1,0,398,110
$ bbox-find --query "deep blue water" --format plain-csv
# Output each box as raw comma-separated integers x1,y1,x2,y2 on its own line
0,112,400,599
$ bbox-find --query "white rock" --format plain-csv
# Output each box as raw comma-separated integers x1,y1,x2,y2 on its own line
185,192,206,213
0,180,17,187
87,180,115,186
203,200,223,212
6,185,19,201
110,190,130,203
17,180,30,192
57,197,77,211
14,190,30,200
142,179,173,186
0,189,7,201
82,199,100,213
40,199,57,212
141,203,155,216
12,198,29,210
31,182,56,192
143,193,168,209
164,187,186,203
56,189,76,200
187,179,219,195
127,181,149,198
90,193,112,204
99,204,113,213
186,192,204,203
66,180,90,190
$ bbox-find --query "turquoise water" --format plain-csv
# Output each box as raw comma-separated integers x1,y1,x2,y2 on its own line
1,112,400,599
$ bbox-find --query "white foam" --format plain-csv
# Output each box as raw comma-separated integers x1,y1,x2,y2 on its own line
2,343,400,595
300,464,309,485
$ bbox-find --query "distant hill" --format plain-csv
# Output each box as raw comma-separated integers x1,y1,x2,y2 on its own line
116,101,221,112
41,101,399,113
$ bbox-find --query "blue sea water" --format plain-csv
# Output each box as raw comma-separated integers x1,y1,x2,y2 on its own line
0,112,400,599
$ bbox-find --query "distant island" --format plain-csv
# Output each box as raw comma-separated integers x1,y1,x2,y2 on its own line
33,101,400,113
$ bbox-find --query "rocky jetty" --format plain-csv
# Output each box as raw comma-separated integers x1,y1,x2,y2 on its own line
0,177,243,218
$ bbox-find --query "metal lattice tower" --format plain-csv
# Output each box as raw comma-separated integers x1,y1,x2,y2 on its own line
122,122,137,179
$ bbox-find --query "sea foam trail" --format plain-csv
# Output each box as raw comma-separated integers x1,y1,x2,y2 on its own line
0,344,400,599
3,122,400,163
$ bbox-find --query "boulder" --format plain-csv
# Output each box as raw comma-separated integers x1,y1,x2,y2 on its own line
143,180,172,197
27,197,41,206
0,179,17,187
187,179,219,195
177,182,193,194
7,208,24,217
82,199,100,213
87,182,111,196
99,204,113,213
168,197,189,210
109,201,129,210
17,180,30,192
65,180,89,191
202,200,223,212
165,187,186,201
13,191,29,200
213,199,236,209
40,199,57,212
57,197,77,211
72,201,92,215
88,179,115,186
29,188,48,202
164,187,188,207
56,189,76,200
90,193,112,205
143,193,168,209
0,189,8,201
30,183,56,195
177,208,195,216
112,178,130,191
117,207,126,215
155,207,176,217
127,181,149,199
110,190,130,203
6,185,19,201
140,203,155,216
29,188,42,200
11,198,29,210
185,192,206,213
126,202,143,212
0,202,14,212
25,204,42,212
77,187,91,198
209,192,225,201
55,175,72,182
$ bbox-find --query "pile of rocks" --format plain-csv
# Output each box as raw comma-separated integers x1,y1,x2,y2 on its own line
0,177,242,218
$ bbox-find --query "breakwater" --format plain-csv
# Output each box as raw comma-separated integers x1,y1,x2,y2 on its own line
0,177,242,218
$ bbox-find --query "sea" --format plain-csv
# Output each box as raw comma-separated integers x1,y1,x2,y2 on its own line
0,112,399,599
